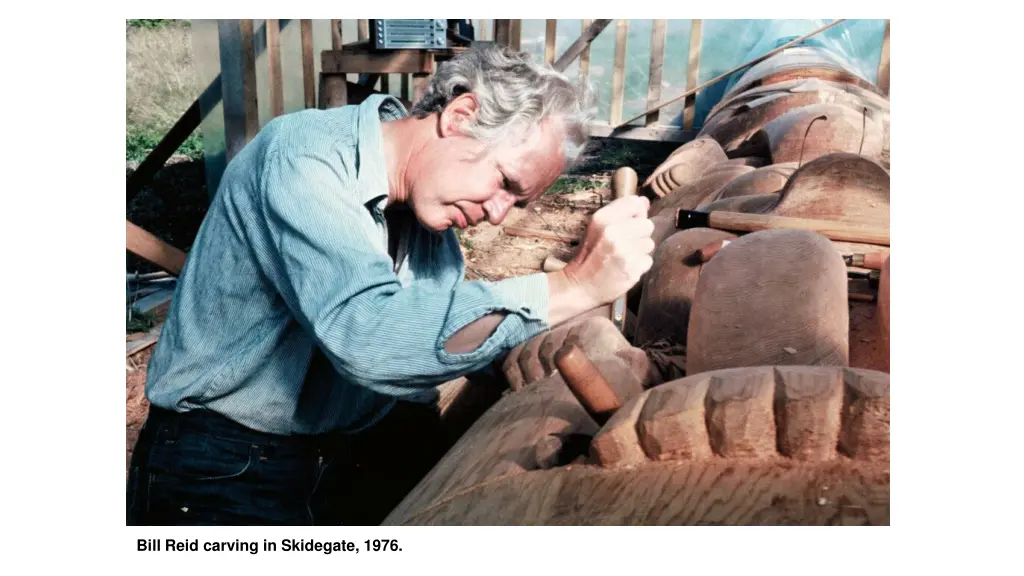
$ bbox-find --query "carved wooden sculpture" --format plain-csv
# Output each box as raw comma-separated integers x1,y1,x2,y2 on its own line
377,39,891,526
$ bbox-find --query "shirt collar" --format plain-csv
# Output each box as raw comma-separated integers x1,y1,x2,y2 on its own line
354,94,409,211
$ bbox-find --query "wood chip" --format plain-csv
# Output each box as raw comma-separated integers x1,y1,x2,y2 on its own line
784,347,797,354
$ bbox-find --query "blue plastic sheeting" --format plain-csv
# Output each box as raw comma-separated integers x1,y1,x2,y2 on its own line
692,19,887,128
506,19,887,129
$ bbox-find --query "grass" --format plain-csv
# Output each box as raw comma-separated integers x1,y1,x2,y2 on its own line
126,307,158,334
128,19,190,29
126,22,201,162
545,176,600,196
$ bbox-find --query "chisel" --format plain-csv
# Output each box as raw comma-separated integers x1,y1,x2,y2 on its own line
675,209,890,246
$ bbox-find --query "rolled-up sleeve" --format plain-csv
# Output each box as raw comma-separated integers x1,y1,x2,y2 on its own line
256,147,551,396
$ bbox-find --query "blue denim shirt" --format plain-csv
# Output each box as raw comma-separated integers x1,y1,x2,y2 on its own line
145,95,552,435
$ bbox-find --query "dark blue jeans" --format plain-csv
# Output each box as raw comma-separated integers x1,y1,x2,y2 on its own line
126,406,347,525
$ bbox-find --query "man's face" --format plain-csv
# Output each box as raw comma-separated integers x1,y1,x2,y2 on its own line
404,96,568,232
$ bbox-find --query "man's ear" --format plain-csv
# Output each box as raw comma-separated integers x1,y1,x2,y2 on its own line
438,92,479,137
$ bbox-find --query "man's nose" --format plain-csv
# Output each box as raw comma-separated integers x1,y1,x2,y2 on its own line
484,191,515,225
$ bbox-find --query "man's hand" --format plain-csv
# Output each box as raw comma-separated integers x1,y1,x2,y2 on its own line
547,195,655,326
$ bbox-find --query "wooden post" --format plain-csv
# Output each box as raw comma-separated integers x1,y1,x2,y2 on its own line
580,19,592,88
510,20,522,50
218,20,249,162
239,20,259,139
267,19,284,118
684,19,703,130
402,73,410,101
493,20,511,46
358,19,369,41
553,19,611,73
877,20,890,96
413,73,430,103
610,19,628,125
646,19,667,126
300,20,316,108
331,19,343,49
545,20,557,65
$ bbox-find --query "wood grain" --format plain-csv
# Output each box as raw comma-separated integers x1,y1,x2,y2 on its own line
330,19,342,49
300,20,315,109
553,19,611,74
877,20,890,96
687,229,850,375
877,255,890,371
645,20,667,126
755,103,886,165
266,19,284,117
773,152,890,227
649,163,752,216
239,20,259,139
684,19,702,130
642,136,727,196
493,20,510,47
385,365,889,525
610,19,628,125
578,19,592,86
635,228,736,347
509,20,521,50
386,457,889,525
126,220,187,276
715,162,796,199
321,49,433,74
544,20,557,65
703,211,889,246
383,374,600,523
699,192,780,214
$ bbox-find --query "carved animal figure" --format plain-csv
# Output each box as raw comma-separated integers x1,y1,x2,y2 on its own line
381,37,890,526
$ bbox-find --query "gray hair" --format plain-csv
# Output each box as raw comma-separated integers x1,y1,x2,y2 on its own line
410,44,594,166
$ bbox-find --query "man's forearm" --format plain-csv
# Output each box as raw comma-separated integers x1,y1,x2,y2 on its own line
443,313,507,354
546,269,602,327
443,270,599,354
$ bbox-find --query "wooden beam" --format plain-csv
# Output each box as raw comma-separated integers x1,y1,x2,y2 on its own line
684,19,703,130
322,49,433,74
301,20,316,108
126,99,200,204
646,19,667,126
510,20,522,50
126,220,187,276
267,19,284,117
877,20,890,95
579,20,592,87
239,19,259,140
413,73,430,103
493,20,510,46
331,19,343,49
610,20,628,125
553,19,612,73
321,74,348,108
219,20,248,162
544,20,557,65
587,122,698,143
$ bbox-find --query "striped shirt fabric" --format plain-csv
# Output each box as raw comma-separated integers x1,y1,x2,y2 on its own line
145,95,552,435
